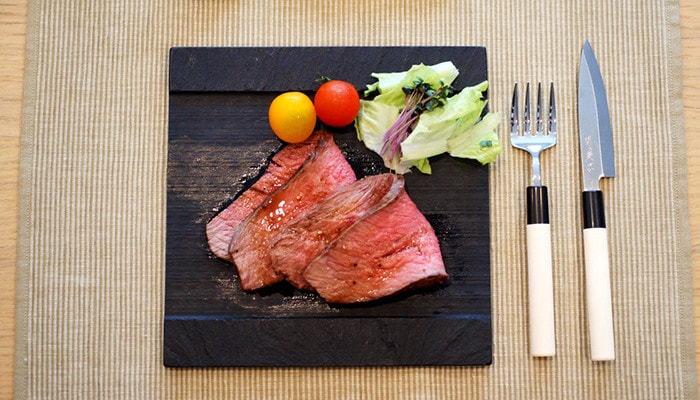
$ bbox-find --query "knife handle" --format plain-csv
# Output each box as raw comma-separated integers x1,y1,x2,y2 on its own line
526,186,555,357
582,190,615,361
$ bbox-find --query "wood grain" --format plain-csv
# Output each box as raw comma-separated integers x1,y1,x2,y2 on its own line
680,0,700,391
0,0,698,396
0,0,27,398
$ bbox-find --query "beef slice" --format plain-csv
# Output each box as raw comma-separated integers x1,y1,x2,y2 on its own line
303,184,448,303
229,133,356,290
206,131,324,260
269,173,403,290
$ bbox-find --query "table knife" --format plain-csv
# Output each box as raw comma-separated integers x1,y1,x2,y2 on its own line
578,39,616,361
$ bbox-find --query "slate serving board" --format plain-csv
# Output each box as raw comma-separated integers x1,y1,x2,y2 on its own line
165,46,493,367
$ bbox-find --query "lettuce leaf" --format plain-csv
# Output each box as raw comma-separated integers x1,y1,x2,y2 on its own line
355,62,502,174
364,61,460,107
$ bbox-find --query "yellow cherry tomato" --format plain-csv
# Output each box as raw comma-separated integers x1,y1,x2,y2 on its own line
268,92,317,143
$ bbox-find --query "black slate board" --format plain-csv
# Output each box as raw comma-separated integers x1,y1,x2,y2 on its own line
165,46,492,367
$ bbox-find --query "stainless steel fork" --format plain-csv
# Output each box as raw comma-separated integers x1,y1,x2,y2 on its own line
510,82,557,357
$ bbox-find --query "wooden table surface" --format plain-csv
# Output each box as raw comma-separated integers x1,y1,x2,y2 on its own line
0,1,698,398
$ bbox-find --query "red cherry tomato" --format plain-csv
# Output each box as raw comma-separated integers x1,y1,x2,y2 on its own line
313,80,361,127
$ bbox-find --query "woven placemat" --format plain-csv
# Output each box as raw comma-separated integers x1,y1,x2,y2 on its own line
15,0,697,398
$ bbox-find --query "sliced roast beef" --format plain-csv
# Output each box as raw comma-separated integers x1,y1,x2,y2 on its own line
229,133,356,291
269,173,403,290
206,131,324,260
303,183,448,304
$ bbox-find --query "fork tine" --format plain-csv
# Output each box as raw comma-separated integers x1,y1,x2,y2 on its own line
511,83,519,136
549,82,557,135
523,82,531,135
536,82,543,135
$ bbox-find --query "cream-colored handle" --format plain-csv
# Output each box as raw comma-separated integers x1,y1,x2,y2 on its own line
583,227,615,361
526,223,555,357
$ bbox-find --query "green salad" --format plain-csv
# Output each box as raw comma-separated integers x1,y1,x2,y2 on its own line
355,61,502,174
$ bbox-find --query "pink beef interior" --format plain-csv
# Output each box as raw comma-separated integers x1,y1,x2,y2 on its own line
206,130,449,303
303,185,448,304
269,173,403,290
205,131,323,260
229,133,356,291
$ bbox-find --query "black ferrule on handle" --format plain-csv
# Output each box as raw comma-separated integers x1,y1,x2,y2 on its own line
582,190,606,228
527,186,549,225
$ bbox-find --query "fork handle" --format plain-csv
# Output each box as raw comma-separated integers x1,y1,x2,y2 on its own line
526,186,556,357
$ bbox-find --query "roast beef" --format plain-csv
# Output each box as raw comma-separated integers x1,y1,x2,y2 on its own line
302,181,448,303
269,173,403,290
205,131,324,260
229,133,356,290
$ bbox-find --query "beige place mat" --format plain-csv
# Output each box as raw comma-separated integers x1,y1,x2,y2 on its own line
15,0,696,398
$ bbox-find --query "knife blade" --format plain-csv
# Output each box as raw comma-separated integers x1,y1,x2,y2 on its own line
578,39,616,361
